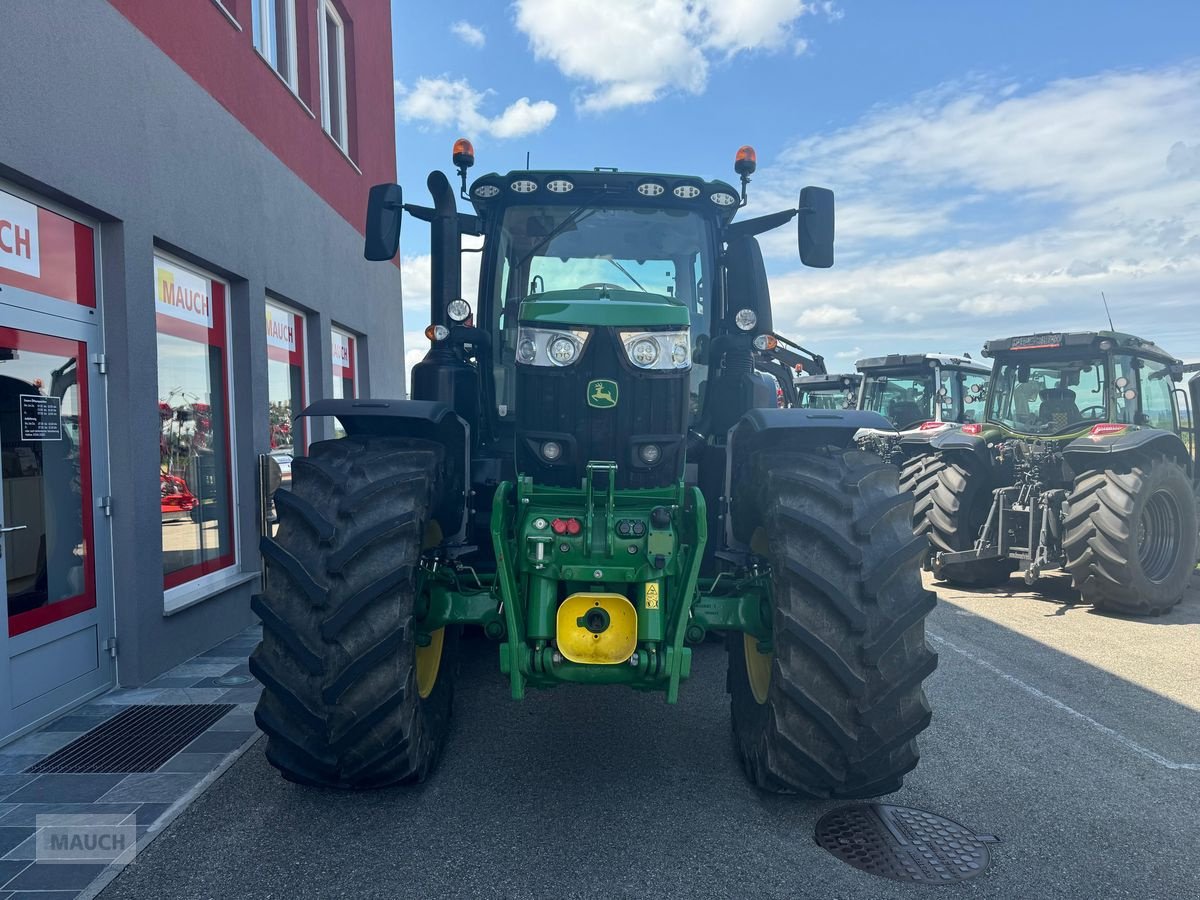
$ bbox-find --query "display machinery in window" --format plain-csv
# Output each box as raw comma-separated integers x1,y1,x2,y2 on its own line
154,255,237,590
266,301,306,484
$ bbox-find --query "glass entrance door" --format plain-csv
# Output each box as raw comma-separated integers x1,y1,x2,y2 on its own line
0,311,113,741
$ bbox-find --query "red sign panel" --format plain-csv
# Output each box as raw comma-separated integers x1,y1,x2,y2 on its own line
0,189,95,308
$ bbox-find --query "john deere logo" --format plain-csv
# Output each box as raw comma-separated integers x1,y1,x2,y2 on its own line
588,379,618,409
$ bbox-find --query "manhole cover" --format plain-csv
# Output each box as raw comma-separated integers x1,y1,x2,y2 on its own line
215,674,253,686
815,804,999,884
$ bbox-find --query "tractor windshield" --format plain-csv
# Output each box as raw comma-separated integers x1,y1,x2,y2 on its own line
987,357,1120,435
860,371,936,429
797,387,854,410
488,204,715,421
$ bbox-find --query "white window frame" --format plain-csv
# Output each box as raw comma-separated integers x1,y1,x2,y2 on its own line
318,0,349,151
252,0,299,92
154,250,243,614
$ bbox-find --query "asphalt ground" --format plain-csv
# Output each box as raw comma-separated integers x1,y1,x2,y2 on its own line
100,573,1200,900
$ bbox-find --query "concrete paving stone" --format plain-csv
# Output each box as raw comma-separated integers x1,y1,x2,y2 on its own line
182,731,253,755
216,686,261,704
0,804,141,828
4,861,108,891
68,705,124,719
158,663,235,679
36,717,104,734
0,760,41,777
0,734,76,758
190,655,244,666
88,689,165,706
138,688,231,706
142,676,200,689
208,713,256,732
0,779,35,805
188,675,251,689
133,804,172,828
0,830,32,858
157,753,226,773
0,860,30,889
4,776,125,805
0,834,36,861
7,892,79,900
96,773,204,804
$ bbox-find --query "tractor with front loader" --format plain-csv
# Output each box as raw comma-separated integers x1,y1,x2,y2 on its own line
251,143,936,796
915,330,1199,613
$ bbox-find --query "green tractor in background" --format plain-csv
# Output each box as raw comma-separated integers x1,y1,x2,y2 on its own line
916,331,1199,613
251,142,936,796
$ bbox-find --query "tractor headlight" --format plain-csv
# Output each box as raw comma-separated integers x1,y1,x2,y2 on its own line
619,329,691,371
515,327,590,367
447,299,472,322
734,309,757,331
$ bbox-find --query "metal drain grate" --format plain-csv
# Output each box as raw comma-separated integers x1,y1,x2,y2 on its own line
815,804,999,884
26,704,235,774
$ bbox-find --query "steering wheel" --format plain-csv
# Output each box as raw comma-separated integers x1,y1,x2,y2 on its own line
1078,405,1107,420
578,282,625,292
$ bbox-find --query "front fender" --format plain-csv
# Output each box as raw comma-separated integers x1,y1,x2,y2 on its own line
299,399,470,540
1062,427,1191,477
724,407,892,547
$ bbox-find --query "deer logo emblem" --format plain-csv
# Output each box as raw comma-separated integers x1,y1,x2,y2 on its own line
587,379,619,409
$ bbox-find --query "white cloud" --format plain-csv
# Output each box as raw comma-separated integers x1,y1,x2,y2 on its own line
757,65,1200,359
794,304,861,329
395,78,556,139
450,20,485,48
513,0,820,111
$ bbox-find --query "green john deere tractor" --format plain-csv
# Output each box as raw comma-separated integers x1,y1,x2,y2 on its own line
917,330,1199,612
252,142,936,795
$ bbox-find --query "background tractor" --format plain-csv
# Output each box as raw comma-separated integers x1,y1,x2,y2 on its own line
252,143,936,796
794,372,861,410
915,330,1199,613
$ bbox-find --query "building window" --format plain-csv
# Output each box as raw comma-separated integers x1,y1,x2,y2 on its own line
331,328,357,439
252,0,298,90
266,300,306,488
319,1,349,150
155,255,236,593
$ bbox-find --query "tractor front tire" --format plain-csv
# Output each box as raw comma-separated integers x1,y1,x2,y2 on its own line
251,436,458,788
1064,456,1197,616
728,448,937,798
925,455,1016,587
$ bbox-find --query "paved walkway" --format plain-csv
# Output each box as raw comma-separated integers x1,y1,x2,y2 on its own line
0,626,262,899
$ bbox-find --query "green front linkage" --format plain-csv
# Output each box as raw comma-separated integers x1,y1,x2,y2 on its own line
415,466,773,703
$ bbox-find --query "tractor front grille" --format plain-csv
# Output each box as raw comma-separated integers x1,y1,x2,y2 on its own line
515,329,688,489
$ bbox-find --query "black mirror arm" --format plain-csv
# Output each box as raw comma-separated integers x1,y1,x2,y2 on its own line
725,209,798,240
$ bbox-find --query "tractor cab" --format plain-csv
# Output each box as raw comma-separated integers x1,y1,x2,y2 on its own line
856,352,991,433
794,373,860,410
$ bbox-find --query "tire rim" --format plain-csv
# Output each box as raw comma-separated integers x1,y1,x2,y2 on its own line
1137,489,1182,583
416,628,445,699
743,633,773,705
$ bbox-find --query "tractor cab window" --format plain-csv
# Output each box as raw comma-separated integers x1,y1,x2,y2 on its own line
488,204,714,422
1138,358,1177,431
988,358,1113,435
798,387,853,410
860,371,935,429
957,372,988,424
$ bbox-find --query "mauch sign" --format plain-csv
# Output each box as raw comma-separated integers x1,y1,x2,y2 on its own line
0,189,41,279
20,394,62,441
266,305,297,352
154,257,213,328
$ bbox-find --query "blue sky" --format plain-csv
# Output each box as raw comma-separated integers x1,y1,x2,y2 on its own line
391,1,1200,377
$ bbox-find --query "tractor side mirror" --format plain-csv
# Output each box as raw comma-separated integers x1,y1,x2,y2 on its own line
798,186,835,269
364,183,403,261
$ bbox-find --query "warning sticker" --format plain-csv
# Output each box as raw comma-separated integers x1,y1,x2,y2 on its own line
645,583,660,610
20,394,62,441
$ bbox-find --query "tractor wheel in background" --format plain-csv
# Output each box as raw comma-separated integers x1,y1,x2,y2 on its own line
1064,456,1197,616
251,436,458,788
898,452,945,540
727,447,937,798
924,455,1016,587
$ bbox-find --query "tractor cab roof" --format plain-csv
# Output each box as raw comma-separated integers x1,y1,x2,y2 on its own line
467,169,743,224
855,352,990,376
983,330,1179,364
795,373,861,390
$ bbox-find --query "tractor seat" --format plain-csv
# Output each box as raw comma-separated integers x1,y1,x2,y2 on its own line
887,400,925,430
1038,388,1080,429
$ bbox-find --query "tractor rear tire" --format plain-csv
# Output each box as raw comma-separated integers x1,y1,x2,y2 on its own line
899,452,944,539
1063,456,1197,616
728,448,937,798
925,455,1016,587
251,436,458,788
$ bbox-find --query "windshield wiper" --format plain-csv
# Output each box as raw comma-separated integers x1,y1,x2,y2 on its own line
606,258,648,292
516,205,595,271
